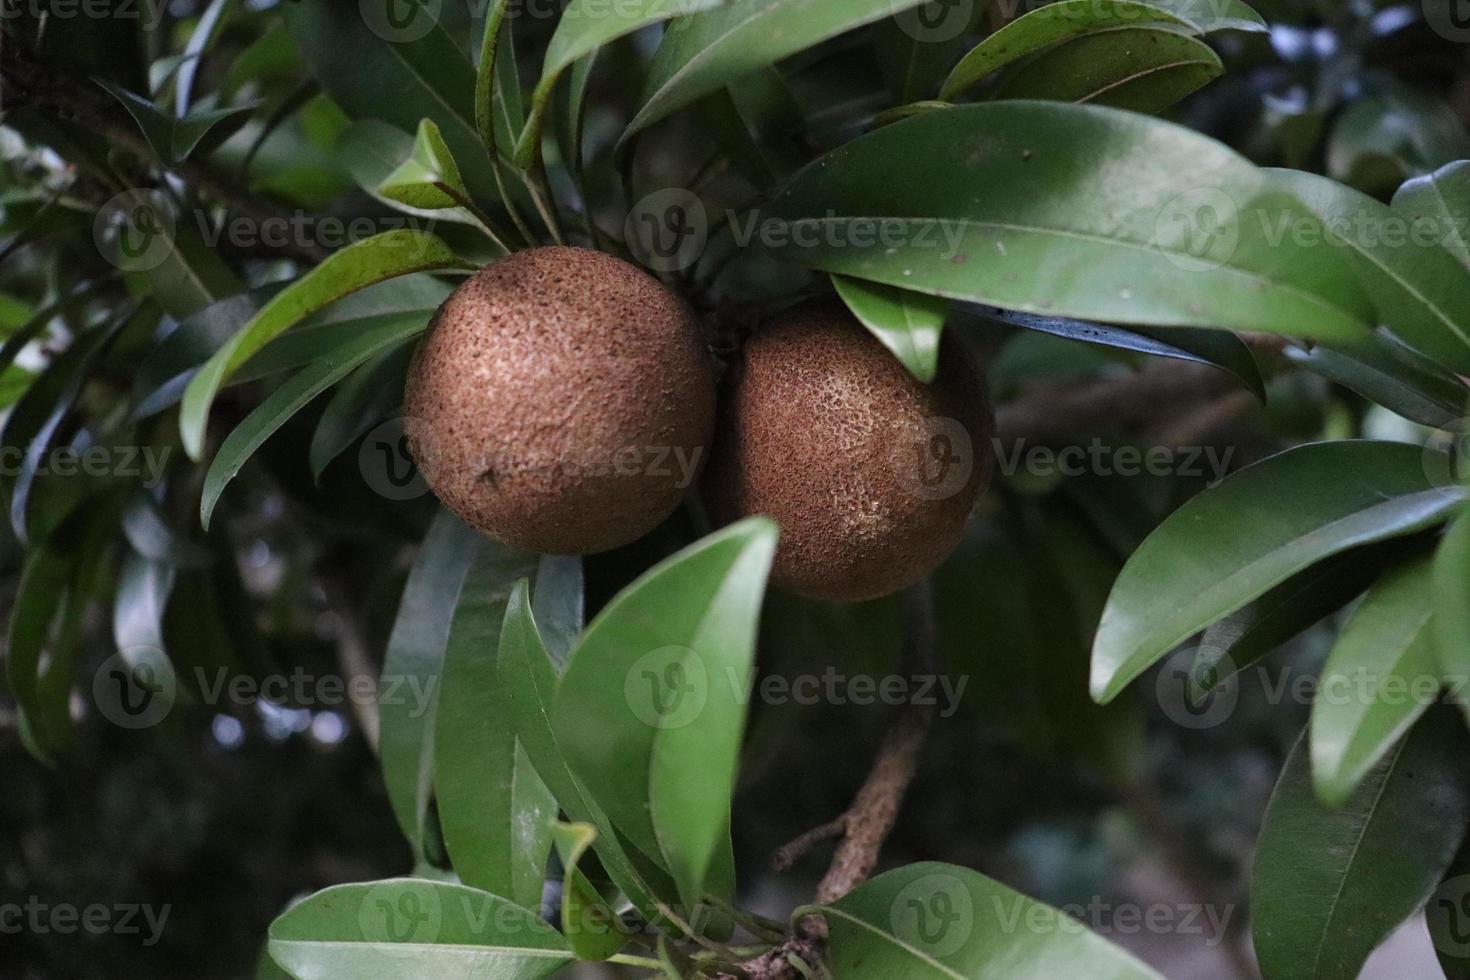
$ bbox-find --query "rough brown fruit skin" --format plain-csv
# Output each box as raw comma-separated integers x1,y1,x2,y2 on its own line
702,302,993,602
403,246,715,554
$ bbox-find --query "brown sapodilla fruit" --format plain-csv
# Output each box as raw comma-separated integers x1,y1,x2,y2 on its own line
404,246,716,554
702,301,993,602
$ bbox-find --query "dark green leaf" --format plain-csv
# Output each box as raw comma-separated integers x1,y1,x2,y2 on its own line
766,102,1375,341
1286,335,1469,430
380,119,472,210
308,344,413,481
378,512,485,862
552,822,628,960
1268,168,1470,376
1393,160,1470,270
1092,441,1467,703
95,79,260,163
1436,514,1470,685
833,275,946,382
1252,708,1470,980
436,570,550,908
553,518,778,908
531,555,583,667
1311,554,1442,806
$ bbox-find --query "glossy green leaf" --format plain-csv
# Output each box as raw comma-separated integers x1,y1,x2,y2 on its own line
380,119,471,210
1286,335,1469,430
518,0,724,166
1312,554,1442,807
1252,708,1470,980
766,102,1375,341
553,518,778,908
284,2,503,204
180,229,472,461
940,0,1261,101
497,589,679,921
816,862,1163,979
552,822,628,960
436,571,552,909
199,312,428,529
336,121,481,226
1092,441,1467,703
1393,160,1470,270
1268,168,1470,376
96,79,260,163
308,344,413,481
833,275,947,382
267,879,572,979
1436,514,1470,685
1190,547,1385,695
624,0,931,142
992,26,1220,115
378,512,485,862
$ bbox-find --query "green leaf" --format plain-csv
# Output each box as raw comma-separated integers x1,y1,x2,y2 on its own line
380,119,471,210
1268,168,1470,376
113,549,178,684
553,518,778,909
1252,708,1470,980
1311,554,1442,807
436,571,552,909
973,306,1266,400
518,0,725,167
284,2,503,204
765,102,1376,341
497,587,679,921
180,229,471,461
1091,441,1467,703
815,862,1162,979
991,26,1221,115
378,512,485,863
199,313,427,529
1286,335,1469,430
336,121,481,226
833,275,946,382
267,879,572,979
940,0,1219,101
1436,514,1470,685
624,0,932,142
1393,160,1470,270
552,822,628,960
531,555,583,667
308,344,413,481
1190,547,1387,695
1327,88,1470,198
4,531,73,761
874,3,975,104
95,79,260,163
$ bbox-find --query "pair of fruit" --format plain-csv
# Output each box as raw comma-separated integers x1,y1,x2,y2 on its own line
404,247,993,602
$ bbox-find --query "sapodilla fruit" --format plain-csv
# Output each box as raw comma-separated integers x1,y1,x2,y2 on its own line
703,301,992,602
403,246,715,554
